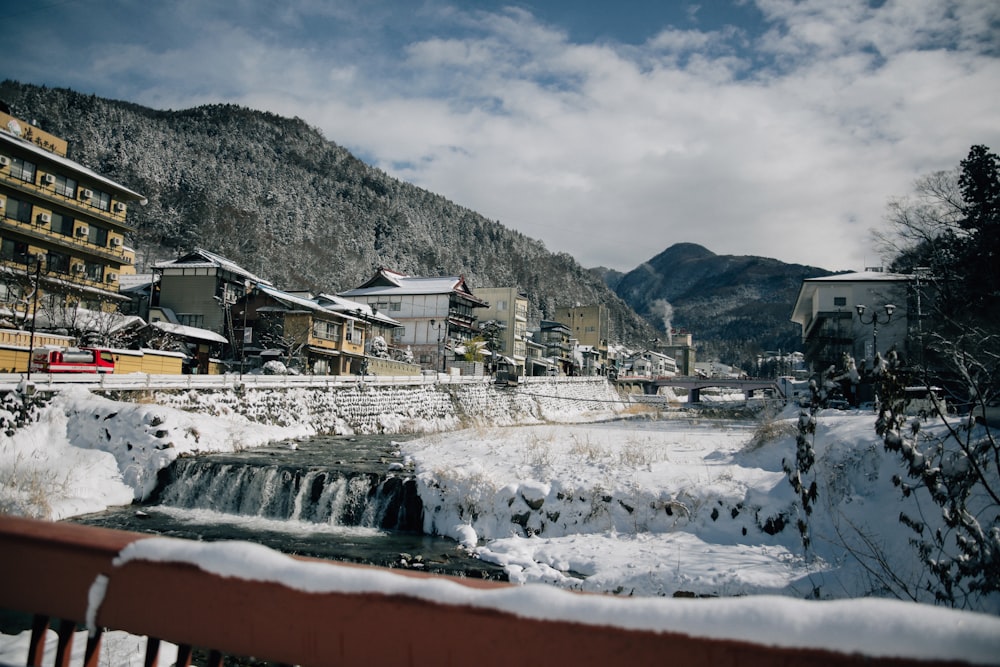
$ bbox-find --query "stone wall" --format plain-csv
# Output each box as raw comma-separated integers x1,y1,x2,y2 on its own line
152,377,625,435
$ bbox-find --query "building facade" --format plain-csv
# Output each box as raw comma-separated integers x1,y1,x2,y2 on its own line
0,110,145,330
475,287,529,377
791,270,912,374
554,304,610,373
152,248,270,337
340,268,487,372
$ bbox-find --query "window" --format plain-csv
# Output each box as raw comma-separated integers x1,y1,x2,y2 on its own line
53,174,77,198
0,282,22,302
10,157,35,184
389,301,401,312
4,197,32,224
496,300,508,311
86,188,111,212
87,225,109,247
0,238,30,265
834,297,847,307
178,313,204,328
84,262,104,282
46,251,70,275
51,212,75,236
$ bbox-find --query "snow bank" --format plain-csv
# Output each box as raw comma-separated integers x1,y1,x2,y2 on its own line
0,387,313,517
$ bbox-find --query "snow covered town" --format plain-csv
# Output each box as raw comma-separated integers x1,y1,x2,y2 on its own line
2,100,1000,666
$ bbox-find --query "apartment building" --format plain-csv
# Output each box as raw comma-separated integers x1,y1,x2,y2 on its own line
0,109,145,326
475,286,529,377
554,304,610,374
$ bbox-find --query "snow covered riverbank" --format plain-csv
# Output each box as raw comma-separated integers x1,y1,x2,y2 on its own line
2,384,999,665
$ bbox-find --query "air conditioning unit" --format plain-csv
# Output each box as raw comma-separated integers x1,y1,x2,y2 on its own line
43,174,56,185
37,212,52,224
114,201,126,213
71,263,84,273
106,272,118,282
0,156,10,167
80,189,93,200
110,237,122,247
76,225,89,236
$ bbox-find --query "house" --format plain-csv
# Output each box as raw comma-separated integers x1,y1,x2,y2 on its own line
790,270,913,374
152,248,270,336
624,349,677,378
311,293,420,375
231,284,366,375
0,109,145,344
339,268,487,372
554,304,611,374
475,287,529,378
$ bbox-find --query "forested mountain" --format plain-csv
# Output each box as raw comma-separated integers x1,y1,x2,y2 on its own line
611,243,834,368
0,81,656,344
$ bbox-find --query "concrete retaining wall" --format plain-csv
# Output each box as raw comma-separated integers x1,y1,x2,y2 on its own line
148,377,627,435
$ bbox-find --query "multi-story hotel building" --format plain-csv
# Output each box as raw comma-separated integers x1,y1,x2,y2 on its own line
475,287,529,377
0,109,145,326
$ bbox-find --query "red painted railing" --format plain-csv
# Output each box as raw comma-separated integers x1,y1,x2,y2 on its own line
0,515,981,666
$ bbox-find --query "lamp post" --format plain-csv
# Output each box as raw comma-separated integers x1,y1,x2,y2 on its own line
429,318,444,373
26,254,45,380
855,303,895,365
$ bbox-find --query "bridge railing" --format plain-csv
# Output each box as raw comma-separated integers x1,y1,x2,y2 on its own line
0,515,985,667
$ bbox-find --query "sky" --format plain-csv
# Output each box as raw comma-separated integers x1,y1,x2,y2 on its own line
4,0,999,272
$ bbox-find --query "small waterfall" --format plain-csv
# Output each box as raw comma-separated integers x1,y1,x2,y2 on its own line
154,458,423,532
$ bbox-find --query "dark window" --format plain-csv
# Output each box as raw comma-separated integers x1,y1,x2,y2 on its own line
4,197,32,224
84,188,111,211
11,157,35,183
0,238,30,264
178,313,204,328
46,251,70,275
84,262,104,282
53,174,77,198
87,225,108,247
51,212,75,236
834,297,847,307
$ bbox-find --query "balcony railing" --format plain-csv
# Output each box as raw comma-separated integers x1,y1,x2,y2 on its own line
0,515,989,667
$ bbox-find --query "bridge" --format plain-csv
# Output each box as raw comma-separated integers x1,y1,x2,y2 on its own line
618,376,784,401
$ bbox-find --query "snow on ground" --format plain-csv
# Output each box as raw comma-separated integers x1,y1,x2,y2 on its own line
0,628,177,667
402,409,1000,613
0,386,312,519
2,387,999,664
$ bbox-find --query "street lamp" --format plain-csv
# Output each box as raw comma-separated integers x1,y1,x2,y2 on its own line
855,303,895,363
429,318,444,373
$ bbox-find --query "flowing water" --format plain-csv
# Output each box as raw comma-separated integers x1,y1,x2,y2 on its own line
69,434,505,580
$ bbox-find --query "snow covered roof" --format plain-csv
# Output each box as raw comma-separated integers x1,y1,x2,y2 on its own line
0,131,146,202
803,270,913,283
255,285,360,322
154,249,271,286
314,293,403,327
341,267,486,306
148,320,228,344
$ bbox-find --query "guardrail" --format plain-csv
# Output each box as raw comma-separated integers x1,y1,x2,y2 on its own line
0,515,982,667
0,372,611,393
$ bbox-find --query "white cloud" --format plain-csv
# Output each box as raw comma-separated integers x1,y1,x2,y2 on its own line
7,0,999,272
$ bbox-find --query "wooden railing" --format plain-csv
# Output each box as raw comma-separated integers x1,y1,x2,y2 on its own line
0,515,985,667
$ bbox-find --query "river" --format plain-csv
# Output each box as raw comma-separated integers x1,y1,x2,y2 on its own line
69,433,506,580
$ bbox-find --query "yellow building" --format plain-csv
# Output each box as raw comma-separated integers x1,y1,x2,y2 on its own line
0,110,146,326
554,304,611,373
